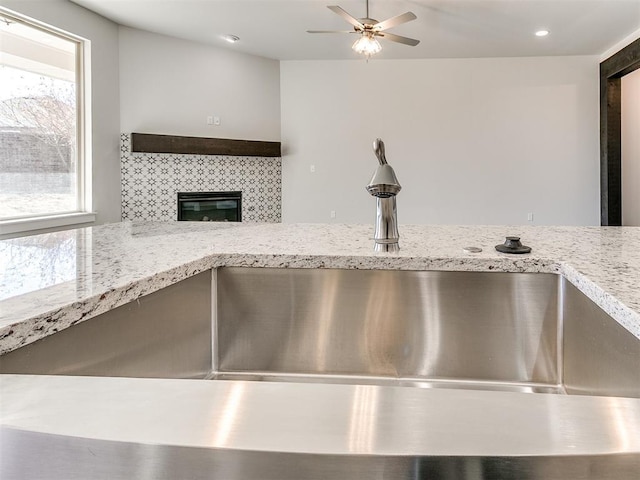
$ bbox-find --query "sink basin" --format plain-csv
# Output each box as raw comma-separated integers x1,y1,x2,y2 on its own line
213,268,639,398
1,267,639,479
1,267,638,398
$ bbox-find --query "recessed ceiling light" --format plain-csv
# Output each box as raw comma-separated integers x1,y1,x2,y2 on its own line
221,34,240,44
535,30,549,37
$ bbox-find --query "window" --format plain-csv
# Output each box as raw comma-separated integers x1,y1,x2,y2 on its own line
0,8,93,235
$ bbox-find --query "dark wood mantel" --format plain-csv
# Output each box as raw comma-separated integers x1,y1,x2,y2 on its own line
131,133,281,157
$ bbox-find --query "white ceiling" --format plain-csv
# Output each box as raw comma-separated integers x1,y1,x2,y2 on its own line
71,0,640,60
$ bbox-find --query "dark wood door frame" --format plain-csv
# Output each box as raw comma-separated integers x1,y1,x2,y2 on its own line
600,37,640,225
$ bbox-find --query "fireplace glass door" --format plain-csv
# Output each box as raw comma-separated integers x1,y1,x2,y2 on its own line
177,192,242,222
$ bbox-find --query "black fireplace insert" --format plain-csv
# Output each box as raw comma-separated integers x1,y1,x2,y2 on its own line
177,191,242,222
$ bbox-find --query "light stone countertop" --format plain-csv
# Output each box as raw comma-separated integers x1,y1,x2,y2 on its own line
1,221,639,355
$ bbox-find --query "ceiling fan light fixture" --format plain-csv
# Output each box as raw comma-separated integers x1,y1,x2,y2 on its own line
352,33,382,57
308,2,418,56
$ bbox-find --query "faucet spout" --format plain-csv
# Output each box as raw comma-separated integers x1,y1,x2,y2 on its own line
366,138,401,252
373,197,400,252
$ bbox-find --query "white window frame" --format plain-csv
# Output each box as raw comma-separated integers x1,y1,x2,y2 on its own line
0,7,94,238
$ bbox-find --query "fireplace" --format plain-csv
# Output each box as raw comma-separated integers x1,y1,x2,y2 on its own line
177,191,242,222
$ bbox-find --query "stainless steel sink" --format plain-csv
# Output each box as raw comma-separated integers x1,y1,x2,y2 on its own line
215,268,640,398
1,268,639,479
216,269,565,393
1,268,639,398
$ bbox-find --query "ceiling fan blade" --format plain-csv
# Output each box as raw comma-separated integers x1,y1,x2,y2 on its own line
373,11,417,31
327,5,364,29
307,30,356,34
377,32,420,47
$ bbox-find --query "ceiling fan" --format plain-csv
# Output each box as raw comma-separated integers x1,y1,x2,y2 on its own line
307,0,420,58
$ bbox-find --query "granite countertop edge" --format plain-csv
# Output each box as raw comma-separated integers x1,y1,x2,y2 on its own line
1,222,639,355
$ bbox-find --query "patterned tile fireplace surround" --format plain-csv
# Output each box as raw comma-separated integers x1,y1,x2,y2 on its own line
120,134,281,222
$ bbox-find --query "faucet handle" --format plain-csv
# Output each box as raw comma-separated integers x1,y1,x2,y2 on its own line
373,138,388,165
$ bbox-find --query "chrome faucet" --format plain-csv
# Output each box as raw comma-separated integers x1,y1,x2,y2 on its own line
366,138,401,252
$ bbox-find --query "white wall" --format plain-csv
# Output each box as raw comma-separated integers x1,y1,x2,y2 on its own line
622,68,640,226
281,56,600,226
1,0,122,226
119,27,280,141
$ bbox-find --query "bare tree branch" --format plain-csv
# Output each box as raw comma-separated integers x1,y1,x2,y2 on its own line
0,76,76,170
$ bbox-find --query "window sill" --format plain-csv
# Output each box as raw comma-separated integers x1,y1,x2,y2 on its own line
0,212,97,238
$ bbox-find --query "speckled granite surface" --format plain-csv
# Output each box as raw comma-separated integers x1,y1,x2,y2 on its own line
1,222,639,354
